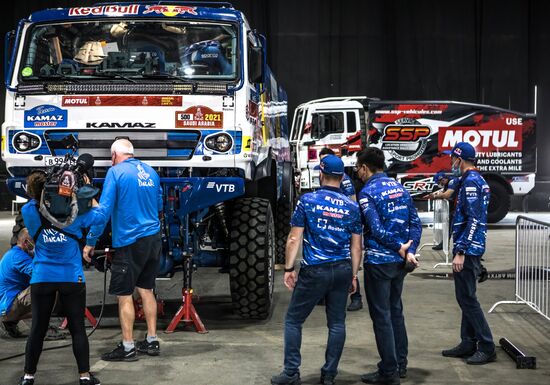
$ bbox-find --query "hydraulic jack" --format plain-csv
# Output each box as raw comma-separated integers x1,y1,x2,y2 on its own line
165,253,207,333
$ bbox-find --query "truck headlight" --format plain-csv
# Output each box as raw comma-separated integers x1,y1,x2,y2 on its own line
204,133,233,153
13,132,41,153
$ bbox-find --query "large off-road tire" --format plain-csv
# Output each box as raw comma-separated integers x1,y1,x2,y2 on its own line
10,214,25,247
487,180,510,223
229,198,275,319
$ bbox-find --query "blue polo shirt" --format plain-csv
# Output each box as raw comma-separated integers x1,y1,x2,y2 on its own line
0,246,32,316
87,158,163,248
291,186,362,266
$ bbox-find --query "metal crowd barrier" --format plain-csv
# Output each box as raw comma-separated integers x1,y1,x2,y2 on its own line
489,216,550,321
418,199,451,268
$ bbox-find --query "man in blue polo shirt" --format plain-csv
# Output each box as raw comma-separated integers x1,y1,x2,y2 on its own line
84,139,163,361
356,147,422,385
272,155,363,385
0,228,33,338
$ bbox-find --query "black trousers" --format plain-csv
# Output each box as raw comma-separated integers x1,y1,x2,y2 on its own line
25,282,89,374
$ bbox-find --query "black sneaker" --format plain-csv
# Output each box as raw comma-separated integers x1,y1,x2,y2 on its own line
136,337,160,356
361,371,400,385
1,321,24,338
398,367,407,379
271,371,301,385
80,373,101,385
442,342,476,358
466,350,496,365
432,243,443,250
320,374,336,385
101,342,139,362
347,299,363,311
18,377,34,385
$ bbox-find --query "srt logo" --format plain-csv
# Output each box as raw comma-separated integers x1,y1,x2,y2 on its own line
402,177,437,196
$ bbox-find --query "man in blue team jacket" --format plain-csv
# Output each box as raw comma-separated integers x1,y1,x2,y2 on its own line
441,142,496,365
272,155,362,385
84,139,163,361
355,147,421,385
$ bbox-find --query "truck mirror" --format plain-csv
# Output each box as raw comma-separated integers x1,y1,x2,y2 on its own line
4,30,15,83
248,45,264,84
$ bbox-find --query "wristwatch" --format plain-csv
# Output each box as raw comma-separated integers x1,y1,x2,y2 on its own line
284,266,295,273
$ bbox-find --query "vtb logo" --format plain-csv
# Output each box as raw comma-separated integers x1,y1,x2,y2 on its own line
383,125,431,142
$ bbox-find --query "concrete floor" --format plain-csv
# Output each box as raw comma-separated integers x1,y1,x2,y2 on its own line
1,211,549,385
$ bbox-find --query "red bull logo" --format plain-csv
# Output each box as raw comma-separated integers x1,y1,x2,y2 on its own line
68,5,140,16
143,5,198,16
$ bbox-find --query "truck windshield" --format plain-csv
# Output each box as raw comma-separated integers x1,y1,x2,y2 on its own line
19,20,237,81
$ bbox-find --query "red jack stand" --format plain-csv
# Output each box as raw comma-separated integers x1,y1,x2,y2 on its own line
60,308,97,330
165,255,208,334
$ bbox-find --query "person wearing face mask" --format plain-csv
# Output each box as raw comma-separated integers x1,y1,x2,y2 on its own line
84,139,163,362
441,142,496,365
426,171,458,250
0,228,34,338
355,147,421,385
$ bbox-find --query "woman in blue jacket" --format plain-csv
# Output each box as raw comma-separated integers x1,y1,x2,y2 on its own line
18,171,106,385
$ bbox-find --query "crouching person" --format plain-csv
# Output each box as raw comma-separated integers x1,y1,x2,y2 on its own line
0,228,34,338
272,155,362,385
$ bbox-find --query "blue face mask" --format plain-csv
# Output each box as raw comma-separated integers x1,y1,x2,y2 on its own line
452,159,461,176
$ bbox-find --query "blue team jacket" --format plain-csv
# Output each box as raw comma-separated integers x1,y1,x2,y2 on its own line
358,173,422,264
452,170,490,257
87,158,163,248
0,246,32,315
291,186,362,266
22,201,106,284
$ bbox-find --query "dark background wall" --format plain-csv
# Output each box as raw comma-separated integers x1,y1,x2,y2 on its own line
1,0,549,209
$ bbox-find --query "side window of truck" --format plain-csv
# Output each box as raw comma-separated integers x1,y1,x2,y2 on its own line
311,112,344,139
347,111,357,133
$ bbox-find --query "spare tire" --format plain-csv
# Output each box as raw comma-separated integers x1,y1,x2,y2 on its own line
229,198,275,319
487,180,510,223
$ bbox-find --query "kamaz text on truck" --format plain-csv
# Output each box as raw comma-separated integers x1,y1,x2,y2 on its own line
290,97,536,223
2,2,296,321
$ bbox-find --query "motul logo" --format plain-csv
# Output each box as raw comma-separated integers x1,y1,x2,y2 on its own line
86,122,155,128
439,127,523,151
62,97,89,106
383,125,431,142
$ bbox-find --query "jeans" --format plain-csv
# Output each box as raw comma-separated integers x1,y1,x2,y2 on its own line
284,260,352,376
453,255,495,353
365,262,408,376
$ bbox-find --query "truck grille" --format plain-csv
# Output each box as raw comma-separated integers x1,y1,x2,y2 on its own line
44,129,201,160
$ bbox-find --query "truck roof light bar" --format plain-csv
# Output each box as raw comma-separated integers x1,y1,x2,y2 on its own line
196,83,227,94
17,83,46,94
43,83,193,94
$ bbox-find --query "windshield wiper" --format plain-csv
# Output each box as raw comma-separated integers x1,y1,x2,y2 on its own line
34,74,81,83
89,72,137,83
140,72,190,82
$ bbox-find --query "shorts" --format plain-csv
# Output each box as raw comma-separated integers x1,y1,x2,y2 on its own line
109,232,161,296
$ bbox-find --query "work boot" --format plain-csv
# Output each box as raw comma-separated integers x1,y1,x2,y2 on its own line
1,321,24,338
79,373,101,385
432,243,443,250
136,337,160,356
361,371,400,385
101,342,139,362
442,342,476,358
466,350,496,365
347,298,363,311
320,373,336,385
271,371,301,385
44,325,67,341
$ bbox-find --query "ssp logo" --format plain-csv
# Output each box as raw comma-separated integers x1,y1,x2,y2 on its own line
381,117,431,161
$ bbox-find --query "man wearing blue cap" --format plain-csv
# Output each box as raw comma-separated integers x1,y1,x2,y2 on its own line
272,155,362,385
427,171,459,250
442,142,496,365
